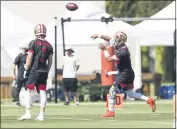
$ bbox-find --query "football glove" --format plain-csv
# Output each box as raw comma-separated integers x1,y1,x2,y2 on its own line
23,70,30,80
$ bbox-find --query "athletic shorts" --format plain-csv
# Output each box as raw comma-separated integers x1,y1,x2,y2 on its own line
62,78,78,92
114,70,135,91
26,72,48,92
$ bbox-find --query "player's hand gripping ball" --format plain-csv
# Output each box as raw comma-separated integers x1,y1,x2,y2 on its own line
66,3,78,11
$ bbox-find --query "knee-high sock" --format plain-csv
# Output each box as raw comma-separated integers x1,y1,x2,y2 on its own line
25,90,32,115
108,97,115,112
25,90,31,108
39,90,47,116
19,88,25,105
40,90,47,108
126,89,148,101
108,86,116,112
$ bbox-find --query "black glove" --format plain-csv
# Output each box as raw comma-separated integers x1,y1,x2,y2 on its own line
23,70,30,80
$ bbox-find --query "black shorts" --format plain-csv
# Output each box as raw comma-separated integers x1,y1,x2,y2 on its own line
114,70,135,91
16,77,25,90
26,72,48,91
62,78,77,92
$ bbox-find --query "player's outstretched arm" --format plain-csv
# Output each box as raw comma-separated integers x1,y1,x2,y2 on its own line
91,34,112,42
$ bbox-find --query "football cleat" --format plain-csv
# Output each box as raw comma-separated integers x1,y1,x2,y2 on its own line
18,114,31,121
101,111,115,118
35,115,44,121
64,101,69,106
75,101,79,106
147,97,156,112
16,102,22,107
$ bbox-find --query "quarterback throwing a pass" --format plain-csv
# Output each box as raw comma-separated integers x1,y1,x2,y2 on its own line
91,31,156,118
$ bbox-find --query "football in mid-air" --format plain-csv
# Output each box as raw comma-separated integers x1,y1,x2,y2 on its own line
66,3,78,11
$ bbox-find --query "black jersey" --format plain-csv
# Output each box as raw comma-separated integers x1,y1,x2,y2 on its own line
14,53,27,78
114,44,133,72
28,38,53,73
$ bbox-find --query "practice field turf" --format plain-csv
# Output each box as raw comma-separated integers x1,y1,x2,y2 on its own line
1,100,173,128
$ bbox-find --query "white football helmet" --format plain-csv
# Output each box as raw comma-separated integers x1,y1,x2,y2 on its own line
34,24,47,37
113,31,127,47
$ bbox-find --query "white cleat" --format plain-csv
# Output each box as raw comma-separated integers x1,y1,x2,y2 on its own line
18,114,31,121
75,101,79,106
35,115,44,121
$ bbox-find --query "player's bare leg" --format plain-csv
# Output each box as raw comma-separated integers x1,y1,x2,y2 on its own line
36,88,47,121
102,86,156,118
126,89,156,112
18,89,32,120
172,94,176,128
64,91,69,105
72,92,79,106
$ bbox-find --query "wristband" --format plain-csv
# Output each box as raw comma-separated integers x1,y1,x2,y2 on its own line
112,55,118,60
103,50,110,58
107,71,119,76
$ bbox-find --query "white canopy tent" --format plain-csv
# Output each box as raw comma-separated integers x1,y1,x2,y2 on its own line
1,5,35,64
1,46,13,77
135,1,176,46
1,6,34,48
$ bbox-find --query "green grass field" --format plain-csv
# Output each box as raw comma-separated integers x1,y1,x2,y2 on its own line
1,100,174,128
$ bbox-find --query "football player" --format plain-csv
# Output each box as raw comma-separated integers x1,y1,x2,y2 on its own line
91,31,156,118
18,24,53,121
12,44,28,106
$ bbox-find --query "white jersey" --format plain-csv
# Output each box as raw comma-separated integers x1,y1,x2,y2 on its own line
62,55,79,78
